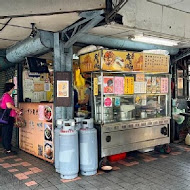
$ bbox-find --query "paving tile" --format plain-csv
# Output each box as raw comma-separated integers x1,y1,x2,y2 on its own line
25,180,37,186
8,169,19,173
21,162,32,167
14,158,23,162
55,183,71,190
23,171,33,175
41,181,54,188
14,173,29,180
0,163,12,168
61,177,81,183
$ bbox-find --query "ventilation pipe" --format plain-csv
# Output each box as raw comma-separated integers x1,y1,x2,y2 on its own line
77,34,179,55
6,31,54,63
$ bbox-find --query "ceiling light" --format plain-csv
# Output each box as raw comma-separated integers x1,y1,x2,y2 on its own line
131,35,179,46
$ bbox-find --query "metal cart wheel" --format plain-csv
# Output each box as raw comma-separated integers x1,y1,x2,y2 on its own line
98,158,104,169
163,144,172,154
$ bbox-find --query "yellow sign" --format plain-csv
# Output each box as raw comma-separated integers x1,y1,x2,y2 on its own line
79,49,169,73
136,74,145,82
79,50,101,72
102,50,143,72
143,53,169,73
93,78,98,95
124,77,134,94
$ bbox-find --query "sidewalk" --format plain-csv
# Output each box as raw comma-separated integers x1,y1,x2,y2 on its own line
0,144,190,190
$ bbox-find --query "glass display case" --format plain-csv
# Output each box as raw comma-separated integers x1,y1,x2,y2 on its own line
93,72,171,124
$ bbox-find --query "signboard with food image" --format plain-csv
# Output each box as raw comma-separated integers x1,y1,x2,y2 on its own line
79,50,101,72
19,103,54,163
79,49,169,73
102,50,143,72
79,49,143,72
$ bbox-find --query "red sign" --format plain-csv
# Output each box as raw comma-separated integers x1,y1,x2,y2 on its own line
104,97,112,107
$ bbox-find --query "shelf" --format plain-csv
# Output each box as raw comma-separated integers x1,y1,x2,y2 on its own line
101,93,168,96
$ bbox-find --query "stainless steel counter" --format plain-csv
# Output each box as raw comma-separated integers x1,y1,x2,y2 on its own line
96,117,170,158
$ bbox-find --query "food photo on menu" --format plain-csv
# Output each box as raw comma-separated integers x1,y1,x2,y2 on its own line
44,105,52,122
44,142,53,160
44,123,52,141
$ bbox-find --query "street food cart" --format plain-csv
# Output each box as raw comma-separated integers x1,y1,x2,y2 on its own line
80,49,171,160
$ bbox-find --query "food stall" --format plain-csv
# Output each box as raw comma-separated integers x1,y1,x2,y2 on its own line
19,58,54,163
80,49,171,159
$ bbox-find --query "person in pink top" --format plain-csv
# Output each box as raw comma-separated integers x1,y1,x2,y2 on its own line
0,83,21,154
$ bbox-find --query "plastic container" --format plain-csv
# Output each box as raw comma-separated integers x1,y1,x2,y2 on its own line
108,152,127,162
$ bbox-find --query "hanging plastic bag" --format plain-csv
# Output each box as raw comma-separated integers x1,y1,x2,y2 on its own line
14,114,26,128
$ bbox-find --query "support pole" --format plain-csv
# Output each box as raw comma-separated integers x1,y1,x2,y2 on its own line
53,33,73,120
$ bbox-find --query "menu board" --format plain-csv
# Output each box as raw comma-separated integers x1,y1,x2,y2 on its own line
145,76,161,93
134,82,147,93
114,77,124,94
19,103,54,163
93,78,98,96
161,78,168,93
143,53,169,73
124,77,134,94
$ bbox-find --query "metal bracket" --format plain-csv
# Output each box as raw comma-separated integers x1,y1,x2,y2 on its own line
61,10,104,48
172,48,190,63
105,0,128,23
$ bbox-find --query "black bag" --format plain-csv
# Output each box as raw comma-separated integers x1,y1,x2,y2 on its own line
0,108,11,124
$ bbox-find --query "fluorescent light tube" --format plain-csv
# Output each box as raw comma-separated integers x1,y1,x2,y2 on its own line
132,35,179,46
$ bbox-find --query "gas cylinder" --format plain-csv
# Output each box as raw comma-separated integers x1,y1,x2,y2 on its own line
59,119,79,179
54,119,63,173
79,118,98,176
74,117,84,131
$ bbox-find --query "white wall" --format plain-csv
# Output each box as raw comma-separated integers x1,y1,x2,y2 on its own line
118,0,190,40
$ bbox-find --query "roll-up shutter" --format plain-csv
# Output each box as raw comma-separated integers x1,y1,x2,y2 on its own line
6,66,16,81
0,71,6,97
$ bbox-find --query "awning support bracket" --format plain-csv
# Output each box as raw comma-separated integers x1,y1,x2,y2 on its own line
61,10,104,48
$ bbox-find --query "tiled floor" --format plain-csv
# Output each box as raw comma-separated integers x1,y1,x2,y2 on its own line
0,143,190,190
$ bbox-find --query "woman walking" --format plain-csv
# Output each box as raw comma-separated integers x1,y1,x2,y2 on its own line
0,83,21,154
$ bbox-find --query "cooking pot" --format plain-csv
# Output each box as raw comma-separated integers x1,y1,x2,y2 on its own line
118,111,133,121
141,112,147,119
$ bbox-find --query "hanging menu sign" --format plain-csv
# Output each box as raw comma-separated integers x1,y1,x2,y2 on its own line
93,78,98,96
124,77,134,94
134,82,147,93
103,77,114,94
114,77,124,94
161,78,168,93
136,74,145,82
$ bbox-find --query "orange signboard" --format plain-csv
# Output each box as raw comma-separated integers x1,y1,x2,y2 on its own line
19,103,54,163
102,50,143,72
79,50,101,73
79,49,169,73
